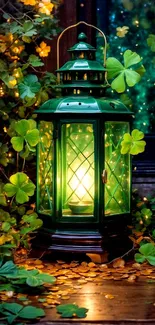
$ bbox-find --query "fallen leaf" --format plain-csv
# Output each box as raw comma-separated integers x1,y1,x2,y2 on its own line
127,275,137,282
61,296,70,300
113,258,125,268
5,291,14,298
132,263,141,269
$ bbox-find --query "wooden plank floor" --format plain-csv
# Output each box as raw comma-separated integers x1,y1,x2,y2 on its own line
30,278,155,325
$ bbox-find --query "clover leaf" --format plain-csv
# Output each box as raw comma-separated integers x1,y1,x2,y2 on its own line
18,74,41,99
4,266,56,287
147,34,155,52
141,208,152,219
4,172,35,204
28,55,44,67
135,243,155,266
0,302,45,324
11,119,39,152
121,129,146,155
56,303,88,318
106,50,145,93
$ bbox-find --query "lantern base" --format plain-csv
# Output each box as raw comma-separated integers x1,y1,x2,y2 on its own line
33,228,132,262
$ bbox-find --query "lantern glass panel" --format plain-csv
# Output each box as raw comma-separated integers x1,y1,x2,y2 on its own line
61,123,94,216
104,122,130,216
37,121,54,215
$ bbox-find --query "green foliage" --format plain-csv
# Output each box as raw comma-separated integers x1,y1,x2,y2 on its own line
135,243,155,265
28,54,44,67
121,129,146,155
0,182,7,206
106,50,145,93
0,259,56,288
18,75,41,99
0,260,17,276
5,268,56,287
0,302,45,324
0,144,9,166
147,34,155,52
10,119,39,153
4,172,35,204
0,207,43,256
56,303,88,318
130,191,155,247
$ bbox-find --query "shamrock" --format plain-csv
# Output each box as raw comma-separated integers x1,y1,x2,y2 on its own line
4,172,35,204
135,243,155,266
11,119,39,152
121,129,146,155
106,50,145,93
56,303,88,318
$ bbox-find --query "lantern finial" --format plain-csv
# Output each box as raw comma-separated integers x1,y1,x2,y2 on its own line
78,32,87,41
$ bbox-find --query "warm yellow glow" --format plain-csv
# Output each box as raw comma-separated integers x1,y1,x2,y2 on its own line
69,167,93,201
79,52,84,58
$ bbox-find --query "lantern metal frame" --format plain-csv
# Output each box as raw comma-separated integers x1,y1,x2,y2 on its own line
35,22,133,258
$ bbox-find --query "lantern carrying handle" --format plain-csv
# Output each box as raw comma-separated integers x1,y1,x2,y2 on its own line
57,21,108,83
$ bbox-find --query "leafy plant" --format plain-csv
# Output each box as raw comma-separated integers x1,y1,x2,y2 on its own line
0,208,43,256
0,0,60,260
56,303,88,318
135,243,155,266
0,259,56,287
121,129,146,155
18,75,41,99
10,119,39,153
133,208,153,227
0,302,45,324
4,172,35,204
106,50,145,93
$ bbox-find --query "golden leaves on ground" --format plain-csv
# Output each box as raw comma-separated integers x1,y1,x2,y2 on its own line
11,257,155,309
113,258,125,268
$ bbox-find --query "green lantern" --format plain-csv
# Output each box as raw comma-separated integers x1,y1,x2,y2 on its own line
35,27,132,258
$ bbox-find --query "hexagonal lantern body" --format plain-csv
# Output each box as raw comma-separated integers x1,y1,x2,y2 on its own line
35,33,132,257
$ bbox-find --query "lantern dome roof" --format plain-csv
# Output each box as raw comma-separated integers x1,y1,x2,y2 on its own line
36,32,132,116
37,97,132,115
57,59,105,72
68,32,96,51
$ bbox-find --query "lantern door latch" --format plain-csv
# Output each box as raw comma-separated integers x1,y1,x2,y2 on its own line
102,169,107,184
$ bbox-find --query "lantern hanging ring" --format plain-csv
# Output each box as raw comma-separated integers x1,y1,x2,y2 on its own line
57,21,108,83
